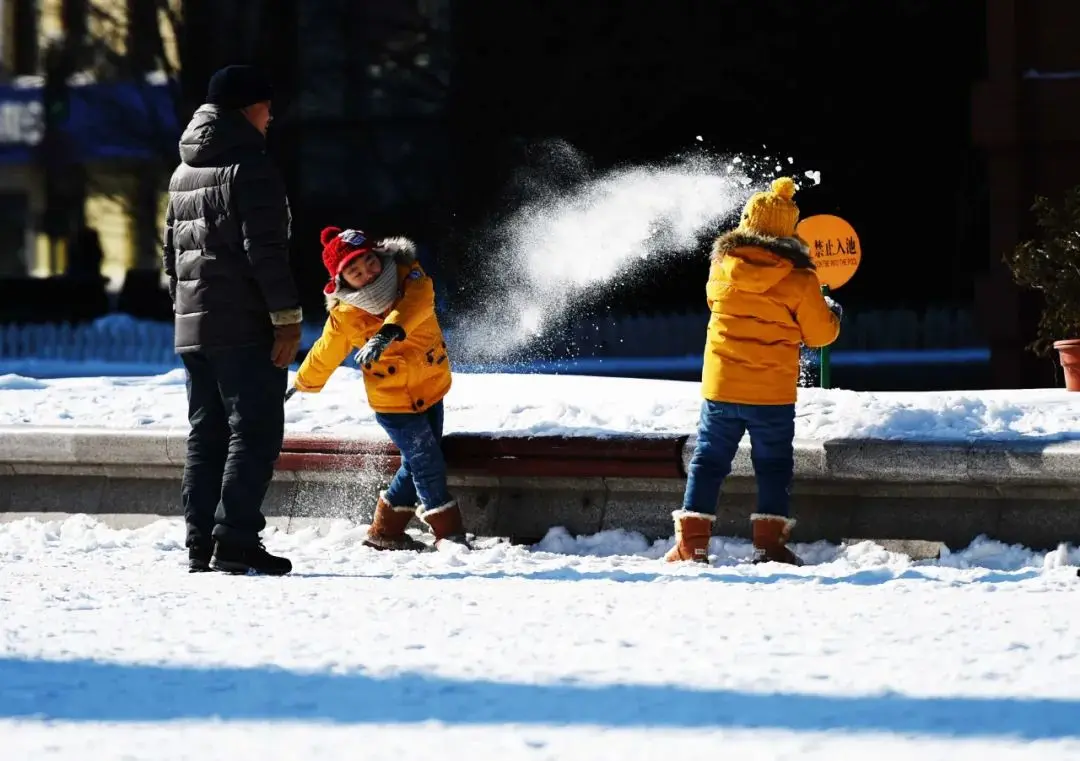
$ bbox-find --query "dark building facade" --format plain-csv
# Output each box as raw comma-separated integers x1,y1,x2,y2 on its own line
973,0,1080,387
278,0,452,306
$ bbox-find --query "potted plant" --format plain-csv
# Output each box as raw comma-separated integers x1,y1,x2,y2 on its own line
1004,185,1080,390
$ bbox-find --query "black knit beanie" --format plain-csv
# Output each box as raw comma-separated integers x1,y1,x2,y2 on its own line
206,65,273,110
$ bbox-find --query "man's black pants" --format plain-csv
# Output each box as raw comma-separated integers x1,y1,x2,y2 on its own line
180,345,286,547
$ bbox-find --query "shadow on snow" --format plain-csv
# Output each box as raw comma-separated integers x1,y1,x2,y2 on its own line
0,656,1076,740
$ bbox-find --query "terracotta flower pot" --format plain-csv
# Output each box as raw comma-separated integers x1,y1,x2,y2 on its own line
1054,339,1080,391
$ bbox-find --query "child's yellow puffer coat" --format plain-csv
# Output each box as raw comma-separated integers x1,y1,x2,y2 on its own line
701,229,839,405
295,248,451,414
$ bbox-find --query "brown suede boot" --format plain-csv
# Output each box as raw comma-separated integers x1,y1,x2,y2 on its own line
751,513,803,566
663,510,714,563
418,500,471,549
363,493,426,551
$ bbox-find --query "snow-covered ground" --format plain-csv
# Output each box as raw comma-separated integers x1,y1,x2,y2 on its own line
1,368,1079,441
3,370,1080,758
1,516,1079,760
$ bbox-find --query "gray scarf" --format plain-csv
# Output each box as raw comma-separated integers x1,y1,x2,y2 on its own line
333,255,398,315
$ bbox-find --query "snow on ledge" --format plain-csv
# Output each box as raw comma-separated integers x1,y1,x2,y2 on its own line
0,369,1078,444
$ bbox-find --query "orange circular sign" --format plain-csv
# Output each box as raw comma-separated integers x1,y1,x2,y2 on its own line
796,214,862,290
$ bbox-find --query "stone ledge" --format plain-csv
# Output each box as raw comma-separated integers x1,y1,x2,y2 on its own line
4,426,1079,486
0,427,176,466
681,436,1080,485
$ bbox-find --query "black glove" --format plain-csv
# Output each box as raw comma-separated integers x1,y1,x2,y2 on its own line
355,324,406,367
824,294,843,321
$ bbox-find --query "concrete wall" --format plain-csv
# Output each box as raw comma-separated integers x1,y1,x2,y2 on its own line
2,426,1079,550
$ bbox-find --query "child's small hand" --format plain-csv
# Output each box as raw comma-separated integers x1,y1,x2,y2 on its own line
824,295,843,320
355,324,406,367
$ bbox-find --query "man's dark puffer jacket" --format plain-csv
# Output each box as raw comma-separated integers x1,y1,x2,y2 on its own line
163,104,301,353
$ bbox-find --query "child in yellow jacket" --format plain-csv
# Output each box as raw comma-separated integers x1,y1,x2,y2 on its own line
290,226,468,551
665,177,841,566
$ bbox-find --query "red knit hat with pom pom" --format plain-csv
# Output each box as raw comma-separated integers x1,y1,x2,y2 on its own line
320,226,372,282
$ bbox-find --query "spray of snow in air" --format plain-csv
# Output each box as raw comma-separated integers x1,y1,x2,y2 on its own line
450,139,820,362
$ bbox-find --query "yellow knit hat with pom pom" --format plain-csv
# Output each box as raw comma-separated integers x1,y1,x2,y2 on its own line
738,177,800,239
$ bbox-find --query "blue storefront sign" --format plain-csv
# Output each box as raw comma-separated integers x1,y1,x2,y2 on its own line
0,79,181,165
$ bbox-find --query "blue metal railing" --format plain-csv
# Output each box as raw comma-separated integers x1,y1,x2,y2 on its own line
0,312,990,381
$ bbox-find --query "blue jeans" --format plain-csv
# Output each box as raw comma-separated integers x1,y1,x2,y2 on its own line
683,400,795,517
376,401,451,510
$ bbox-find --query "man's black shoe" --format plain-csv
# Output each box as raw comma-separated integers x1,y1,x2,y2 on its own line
210,541,292,576
188,544,213,573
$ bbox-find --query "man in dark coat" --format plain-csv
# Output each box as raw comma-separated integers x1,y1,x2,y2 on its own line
163,65,301,575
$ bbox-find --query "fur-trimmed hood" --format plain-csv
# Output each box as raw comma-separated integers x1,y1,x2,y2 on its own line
710,230,815,295
712,230,815,270
369,236,417,264
324,236,418,310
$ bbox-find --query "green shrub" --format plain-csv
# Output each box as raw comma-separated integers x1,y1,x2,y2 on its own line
1004,185,1080,356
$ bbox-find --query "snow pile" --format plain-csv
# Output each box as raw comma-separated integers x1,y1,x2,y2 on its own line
0,369,1078,442
3,515,1077,579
